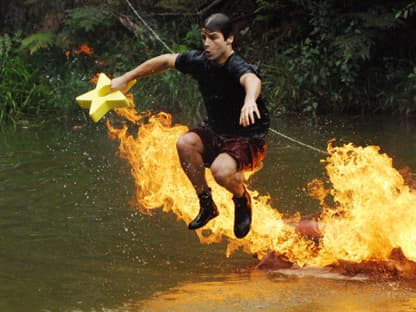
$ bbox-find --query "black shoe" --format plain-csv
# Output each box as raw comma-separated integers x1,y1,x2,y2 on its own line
233,189,252,238
188,189,219,230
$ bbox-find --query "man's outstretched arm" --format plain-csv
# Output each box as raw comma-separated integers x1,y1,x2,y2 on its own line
111,53,179,93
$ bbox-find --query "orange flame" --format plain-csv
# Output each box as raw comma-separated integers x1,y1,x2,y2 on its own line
106,111,416,270
75,43,94,56
315,143,416,266
89,73,100,84
65,49,70,61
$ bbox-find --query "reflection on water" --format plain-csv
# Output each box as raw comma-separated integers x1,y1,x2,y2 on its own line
1,112,416,311
136,270,416,312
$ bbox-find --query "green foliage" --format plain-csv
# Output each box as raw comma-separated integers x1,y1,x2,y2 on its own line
132,69,202,122
155,0,195,11
184,25,202,49
0,31,94,123
262,60,298,115
0,33,41,122
374,60,416,113
65,6,112,32
255,0,285,18
20,31,56,55
395,1,416,19
173,24,202,52
279,2,353,112
0,32,13,70
260,0,414,114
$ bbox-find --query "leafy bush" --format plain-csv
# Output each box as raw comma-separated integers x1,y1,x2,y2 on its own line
65,6,112,32
254,0,415,114
0,33,42,122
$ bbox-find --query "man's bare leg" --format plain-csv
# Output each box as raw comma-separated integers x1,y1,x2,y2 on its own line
176,132,218,229
210,153,245,196
211,153,251,238
176,132,208,194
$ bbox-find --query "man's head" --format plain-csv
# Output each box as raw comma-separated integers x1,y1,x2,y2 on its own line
202,13,233,40
201,13,234,64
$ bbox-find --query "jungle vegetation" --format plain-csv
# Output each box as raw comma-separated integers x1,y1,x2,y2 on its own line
1,0,416,123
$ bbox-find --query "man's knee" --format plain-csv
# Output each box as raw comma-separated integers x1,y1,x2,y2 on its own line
210,154,238,185
176,132,202,153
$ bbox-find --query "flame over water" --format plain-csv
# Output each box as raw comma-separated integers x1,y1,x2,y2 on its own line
106,109,416,270
316,143,416,265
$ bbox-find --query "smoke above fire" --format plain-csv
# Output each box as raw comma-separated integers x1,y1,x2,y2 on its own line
106,108,416,275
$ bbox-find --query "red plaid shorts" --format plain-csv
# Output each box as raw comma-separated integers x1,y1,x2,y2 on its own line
189,126,267,171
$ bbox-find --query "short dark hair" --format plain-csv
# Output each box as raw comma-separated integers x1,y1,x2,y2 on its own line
203,13,233,39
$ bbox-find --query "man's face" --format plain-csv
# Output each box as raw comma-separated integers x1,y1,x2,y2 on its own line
201,28,233,64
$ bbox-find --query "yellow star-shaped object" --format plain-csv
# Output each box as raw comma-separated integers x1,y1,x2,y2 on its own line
76,73,136,122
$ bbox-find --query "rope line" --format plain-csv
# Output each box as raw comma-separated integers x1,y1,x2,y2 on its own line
268,128,328,155
124,0,174,53
123,0,327,155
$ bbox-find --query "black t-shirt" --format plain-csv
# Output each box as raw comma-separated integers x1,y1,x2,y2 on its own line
175,50,269,138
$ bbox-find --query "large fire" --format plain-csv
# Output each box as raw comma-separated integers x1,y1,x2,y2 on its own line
106,108,416,278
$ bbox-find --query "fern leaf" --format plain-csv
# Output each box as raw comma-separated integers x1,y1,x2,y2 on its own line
20,32,55,55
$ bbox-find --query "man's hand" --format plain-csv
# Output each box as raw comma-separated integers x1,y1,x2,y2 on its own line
240,99,260,127
110,75,130,94
239,73,262,127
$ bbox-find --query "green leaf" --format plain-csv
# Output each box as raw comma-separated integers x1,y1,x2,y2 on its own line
20,32,55,55
65,6,111,32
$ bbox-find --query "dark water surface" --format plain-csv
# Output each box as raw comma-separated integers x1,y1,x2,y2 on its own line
1,112,416,311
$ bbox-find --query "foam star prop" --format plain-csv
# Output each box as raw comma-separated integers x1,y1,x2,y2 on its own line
76,73,136,122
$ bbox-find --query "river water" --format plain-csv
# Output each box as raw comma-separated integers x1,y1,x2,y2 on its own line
1,111,416,311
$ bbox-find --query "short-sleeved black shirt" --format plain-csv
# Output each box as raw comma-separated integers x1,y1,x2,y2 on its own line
175,50,269,138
